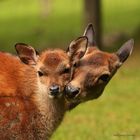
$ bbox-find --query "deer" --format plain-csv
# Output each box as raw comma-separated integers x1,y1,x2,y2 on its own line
65,24,134,109
0,42,85,140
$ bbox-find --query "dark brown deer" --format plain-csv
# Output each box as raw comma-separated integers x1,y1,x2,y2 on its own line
65,24,134,109
0,42,85,140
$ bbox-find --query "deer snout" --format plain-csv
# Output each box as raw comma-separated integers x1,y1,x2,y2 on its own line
65,84,80,99
49,84,60,97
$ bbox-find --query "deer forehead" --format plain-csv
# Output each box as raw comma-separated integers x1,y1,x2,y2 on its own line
81,51,119,68
80,52,108,67
72,52,120,80
39,50,69,71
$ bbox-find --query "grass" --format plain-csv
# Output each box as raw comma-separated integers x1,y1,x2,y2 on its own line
0,0,140,139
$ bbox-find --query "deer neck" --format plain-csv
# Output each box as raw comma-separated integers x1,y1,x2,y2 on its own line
31,86,66,139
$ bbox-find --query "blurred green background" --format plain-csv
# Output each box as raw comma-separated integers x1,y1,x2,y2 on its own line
0,0,140,140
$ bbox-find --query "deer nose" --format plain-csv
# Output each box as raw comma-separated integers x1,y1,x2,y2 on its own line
50,85,60,95
65,85,80,99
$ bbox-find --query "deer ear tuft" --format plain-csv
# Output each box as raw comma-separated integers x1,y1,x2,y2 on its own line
15,43,38,65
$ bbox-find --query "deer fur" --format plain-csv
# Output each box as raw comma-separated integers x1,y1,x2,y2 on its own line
65,24,134,109
0,43,72,140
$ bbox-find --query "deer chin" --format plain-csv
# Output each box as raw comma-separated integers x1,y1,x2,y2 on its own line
69,88,104,103
48,92,63,99
66,90,85,103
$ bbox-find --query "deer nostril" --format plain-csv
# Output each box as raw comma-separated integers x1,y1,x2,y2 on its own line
50,85,59,95
65,85,80,98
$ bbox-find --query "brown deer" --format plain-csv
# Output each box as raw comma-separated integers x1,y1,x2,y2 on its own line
65,24,134,109
0,42,86,140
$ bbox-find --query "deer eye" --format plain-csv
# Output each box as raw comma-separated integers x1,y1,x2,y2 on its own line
73,62,77,67
38,71,44,77
62,67,70,74
73,62,79,67
98,74,110,82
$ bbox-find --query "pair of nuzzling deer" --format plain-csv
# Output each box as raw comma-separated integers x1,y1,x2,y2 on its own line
0,24,133,140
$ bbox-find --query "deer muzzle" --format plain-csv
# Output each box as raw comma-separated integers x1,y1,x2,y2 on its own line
65,84,80,99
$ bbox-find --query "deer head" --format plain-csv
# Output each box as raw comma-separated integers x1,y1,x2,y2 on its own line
65,24,134,105
15,43,71,99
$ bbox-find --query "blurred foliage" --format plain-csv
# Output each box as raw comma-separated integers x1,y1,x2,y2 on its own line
102,0,140,50
103,0,140,34
0,0,139,52
0,0,83,52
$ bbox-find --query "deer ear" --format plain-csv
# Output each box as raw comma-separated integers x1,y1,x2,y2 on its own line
116,39,134,64
83,23,96,46
15,43,39,65
67,36,88,62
